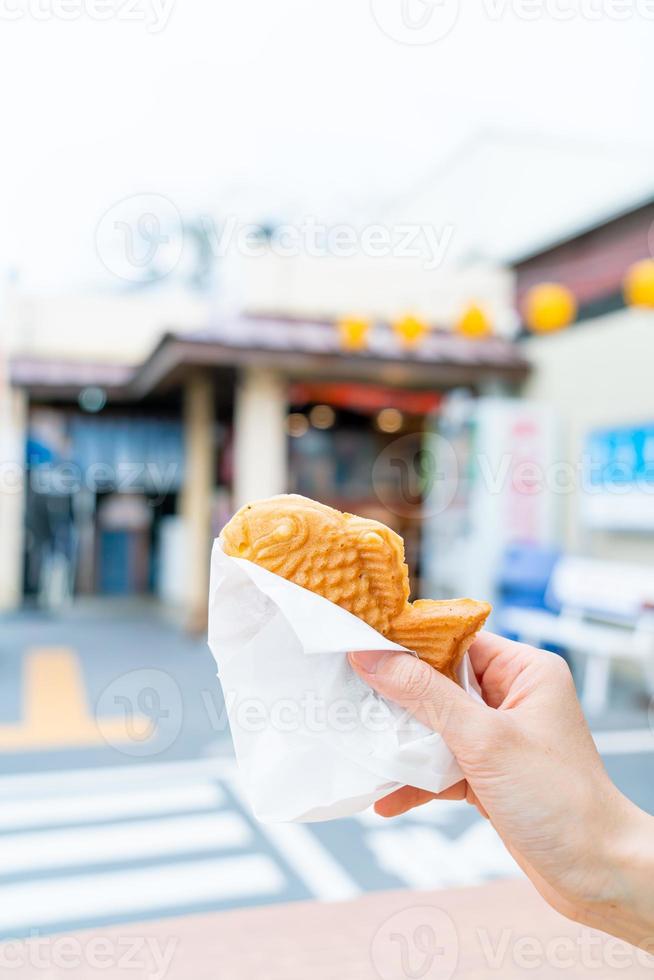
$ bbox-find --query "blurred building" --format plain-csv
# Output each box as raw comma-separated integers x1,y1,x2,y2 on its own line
518,196,654,563
2,192,653,626
0,259,527,623
0,285,211,616
424,195,654,608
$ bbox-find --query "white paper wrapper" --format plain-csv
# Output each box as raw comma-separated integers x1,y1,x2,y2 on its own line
208,540,477,823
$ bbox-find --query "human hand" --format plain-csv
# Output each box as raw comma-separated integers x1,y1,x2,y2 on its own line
349,633,653,947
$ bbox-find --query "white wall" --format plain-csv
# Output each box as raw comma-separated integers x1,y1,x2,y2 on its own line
239,250,518,336
0,385,27,611
523,307,654,563
232,368,287,508
3,285,211,365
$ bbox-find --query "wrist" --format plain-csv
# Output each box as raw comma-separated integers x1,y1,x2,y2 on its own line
574,792,654,949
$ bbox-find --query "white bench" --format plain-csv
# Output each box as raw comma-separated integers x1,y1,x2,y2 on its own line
501,556,654,715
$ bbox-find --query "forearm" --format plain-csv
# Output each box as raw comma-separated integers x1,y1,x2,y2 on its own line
351,637,654,950
575,796,654,951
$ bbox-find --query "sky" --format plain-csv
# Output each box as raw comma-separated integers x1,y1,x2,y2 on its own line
0,0,653,290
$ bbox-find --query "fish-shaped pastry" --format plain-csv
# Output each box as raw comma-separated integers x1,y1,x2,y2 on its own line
220,494,491,680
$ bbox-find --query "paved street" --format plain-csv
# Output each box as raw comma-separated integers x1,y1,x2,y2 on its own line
0,603,652,939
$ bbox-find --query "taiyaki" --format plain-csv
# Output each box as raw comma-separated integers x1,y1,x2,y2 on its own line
220,494,490,680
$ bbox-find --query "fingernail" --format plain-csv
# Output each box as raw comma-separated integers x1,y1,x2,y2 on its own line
349,650,395,674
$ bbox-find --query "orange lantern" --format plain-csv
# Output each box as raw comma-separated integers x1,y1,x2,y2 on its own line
337,316,370,351
455,303,492,339
392,314,428,346
623,259,654,309
523,283,576,334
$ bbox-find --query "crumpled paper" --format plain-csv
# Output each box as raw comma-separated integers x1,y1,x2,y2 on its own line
208,540,477,822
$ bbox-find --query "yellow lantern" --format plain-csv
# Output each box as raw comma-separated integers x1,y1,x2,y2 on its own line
455,303,492,339
392,314,428,346
624,259,654,309
524,283,576,334
337,316,370,351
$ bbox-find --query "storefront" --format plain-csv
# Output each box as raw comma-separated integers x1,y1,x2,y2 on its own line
7,317,529,624
24,405,185,601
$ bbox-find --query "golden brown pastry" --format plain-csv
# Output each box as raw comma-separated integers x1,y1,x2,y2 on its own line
220,494,490,680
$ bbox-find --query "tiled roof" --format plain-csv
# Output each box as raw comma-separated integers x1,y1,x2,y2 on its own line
174,316,528,371
9,357,134,389
515,200,654,310
11,316,530,399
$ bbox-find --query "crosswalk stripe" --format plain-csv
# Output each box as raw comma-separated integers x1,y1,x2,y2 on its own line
0,784,224,832
226,781,361,902
593,728,654,755
257,821,361,902
364,821,520,891
0,855,286,932
0,812,252,876
0,758,236,799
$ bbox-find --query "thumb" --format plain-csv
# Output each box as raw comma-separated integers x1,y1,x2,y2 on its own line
348,649,486,750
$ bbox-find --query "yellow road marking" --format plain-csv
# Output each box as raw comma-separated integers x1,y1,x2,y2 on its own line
0,648,152,751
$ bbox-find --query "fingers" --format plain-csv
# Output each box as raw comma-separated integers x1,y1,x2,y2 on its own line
468,630,525,677
434,781,468,802
468,631,539,709
375,780,468,817
348,649,483,746
375,786,436,817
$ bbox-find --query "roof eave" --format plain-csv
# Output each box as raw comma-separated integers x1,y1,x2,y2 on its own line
128,335,530,399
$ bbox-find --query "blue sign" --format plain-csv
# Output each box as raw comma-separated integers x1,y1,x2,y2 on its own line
587,423,654,487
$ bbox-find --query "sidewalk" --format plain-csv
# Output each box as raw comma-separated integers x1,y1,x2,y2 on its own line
3,879,652,979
